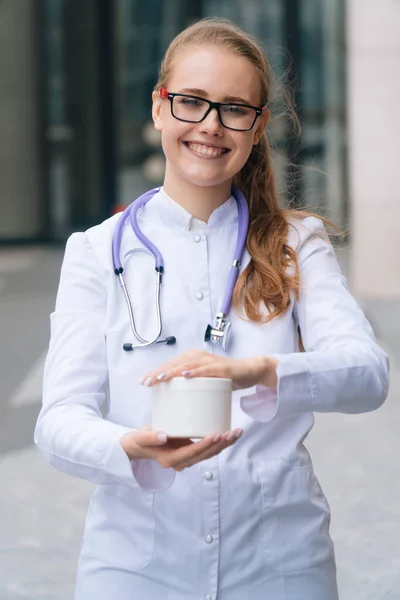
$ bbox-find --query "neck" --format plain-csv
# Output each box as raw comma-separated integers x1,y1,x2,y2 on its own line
163,169,232,223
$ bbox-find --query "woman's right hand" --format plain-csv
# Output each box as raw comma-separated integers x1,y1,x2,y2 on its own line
120,426,243,472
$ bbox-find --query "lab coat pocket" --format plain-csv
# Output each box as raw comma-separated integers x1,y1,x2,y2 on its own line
255,458,334,573
82,484,156,571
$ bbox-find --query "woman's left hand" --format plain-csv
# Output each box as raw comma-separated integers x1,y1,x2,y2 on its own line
140,348,279,391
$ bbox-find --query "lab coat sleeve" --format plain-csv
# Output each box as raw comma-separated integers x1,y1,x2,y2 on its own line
34,232,175,492
240,216,390,422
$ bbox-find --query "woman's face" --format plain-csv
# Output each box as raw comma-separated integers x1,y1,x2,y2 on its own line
152,45,269,192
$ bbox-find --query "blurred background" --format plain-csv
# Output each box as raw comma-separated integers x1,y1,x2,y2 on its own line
0,0,349,240
1,1,399,599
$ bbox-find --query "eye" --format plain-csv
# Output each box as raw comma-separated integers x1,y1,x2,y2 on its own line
177,97,205,108
222,105,250,116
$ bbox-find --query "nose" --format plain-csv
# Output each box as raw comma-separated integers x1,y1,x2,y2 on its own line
199,107,223,136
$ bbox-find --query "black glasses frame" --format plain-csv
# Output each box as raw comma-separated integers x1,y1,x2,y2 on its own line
159,87,267,132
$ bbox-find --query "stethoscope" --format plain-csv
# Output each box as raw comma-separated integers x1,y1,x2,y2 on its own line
112,186,249,352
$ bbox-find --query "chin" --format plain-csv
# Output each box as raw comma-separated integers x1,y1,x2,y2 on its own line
183,175,230,189
179,166,234,189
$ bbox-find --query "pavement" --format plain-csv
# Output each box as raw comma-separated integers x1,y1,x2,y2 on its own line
0,243,399,599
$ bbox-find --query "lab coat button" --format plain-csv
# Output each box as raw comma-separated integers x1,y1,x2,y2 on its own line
204,534,213,544
193,234,201,242
196,292,204,301
204,471,213,481
204,595,213,600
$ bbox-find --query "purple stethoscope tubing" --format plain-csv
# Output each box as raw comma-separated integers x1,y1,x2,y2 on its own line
112,186,249,350
112,187,162,271
221,185,249,315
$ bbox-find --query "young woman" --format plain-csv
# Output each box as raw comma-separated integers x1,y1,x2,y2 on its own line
35,18,389,600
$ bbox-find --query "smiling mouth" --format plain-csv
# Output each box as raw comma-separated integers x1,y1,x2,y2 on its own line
184,142,230,158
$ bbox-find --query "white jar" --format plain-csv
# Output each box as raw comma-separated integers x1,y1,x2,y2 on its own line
151,377,232,438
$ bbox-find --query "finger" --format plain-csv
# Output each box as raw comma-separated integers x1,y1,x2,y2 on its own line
167,437,194,450
174,429,243,471
174,438,233,471
134,428,170,448
178,363,232,381
171,357,243,383
140,350,209,385
152,358,230,386
161,433,220,467
139,361,193,386
140,437,194,464
143,363,194,385
145,358,212,386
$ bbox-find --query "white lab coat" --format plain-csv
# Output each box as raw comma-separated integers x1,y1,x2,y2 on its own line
35,188,389,600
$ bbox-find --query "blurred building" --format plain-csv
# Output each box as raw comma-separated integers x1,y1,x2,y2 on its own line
0,0,347,243
347,0,400,298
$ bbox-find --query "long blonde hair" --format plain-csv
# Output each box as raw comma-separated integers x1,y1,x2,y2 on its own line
154,18,338,323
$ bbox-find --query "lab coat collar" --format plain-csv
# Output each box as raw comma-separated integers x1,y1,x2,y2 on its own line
138,187,238,231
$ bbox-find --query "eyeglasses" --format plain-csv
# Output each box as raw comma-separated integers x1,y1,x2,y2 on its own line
159,87,267,132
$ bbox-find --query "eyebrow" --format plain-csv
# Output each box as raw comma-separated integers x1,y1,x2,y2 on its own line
177,88,254,105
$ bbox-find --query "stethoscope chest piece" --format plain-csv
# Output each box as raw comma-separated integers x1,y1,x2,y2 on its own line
204,313,232,352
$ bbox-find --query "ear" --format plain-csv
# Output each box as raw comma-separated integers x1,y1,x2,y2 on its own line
152,91,163,131
253,108,270,145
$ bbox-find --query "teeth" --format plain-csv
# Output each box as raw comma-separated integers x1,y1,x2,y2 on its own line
187,143,225,157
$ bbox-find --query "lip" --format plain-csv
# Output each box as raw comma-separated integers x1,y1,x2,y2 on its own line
182,141,231,159
183,140,231,151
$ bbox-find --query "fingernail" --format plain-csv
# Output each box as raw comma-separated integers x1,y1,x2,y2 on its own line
181,370,191,376
157,433,168,444
226,432,236,441
213,434,221,443
156,373,167,381
142,377,153,386
235,429,243,439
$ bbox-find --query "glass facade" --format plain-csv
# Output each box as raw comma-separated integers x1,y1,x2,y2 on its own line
40,0,117,238
42,0,70,239
114,0,203,204
39,0,347,241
